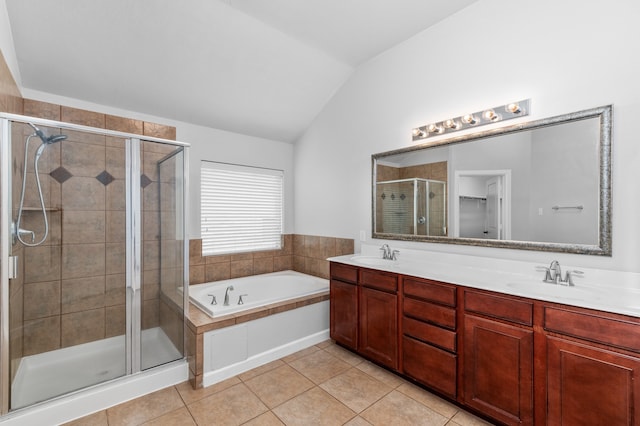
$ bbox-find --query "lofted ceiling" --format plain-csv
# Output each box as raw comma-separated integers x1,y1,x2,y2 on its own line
6,0,477,142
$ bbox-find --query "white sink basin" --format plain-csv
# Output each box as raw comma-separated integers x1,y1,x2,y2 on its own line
506,281,601,301
350,256,397,267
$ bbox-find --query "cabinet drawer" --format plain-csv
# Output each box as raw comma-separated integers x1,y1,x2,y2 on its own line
330,262,358,284
403,336,457,399
465,290,533,326
545,307,640,353
403,316,456,352
404,277,456,307
404,297,456,330
360,269,397,292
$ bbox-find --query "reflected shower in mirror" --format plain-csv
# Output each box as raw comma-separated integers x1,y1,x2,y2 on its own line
372,105,612,255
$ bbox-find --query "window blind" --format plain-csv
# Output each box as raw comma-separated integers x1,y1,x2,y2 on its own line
201,161,283,255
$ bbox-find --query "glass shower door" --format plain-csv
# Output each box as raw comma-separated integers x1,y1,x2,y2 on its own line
6,121,129,409
140,141,185,370
427,180,447,237
0,117,187,414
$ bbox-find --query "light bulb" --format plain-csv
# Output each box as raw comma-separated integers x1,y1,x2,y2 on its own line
483,109,499,121
506,103,521,114
444,119,458,129
462,114,477,125
427,123,440,133
412,128,425,138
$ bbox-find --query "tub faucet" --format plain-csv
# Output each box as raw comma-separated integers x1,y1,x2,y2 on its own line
223,285,234,306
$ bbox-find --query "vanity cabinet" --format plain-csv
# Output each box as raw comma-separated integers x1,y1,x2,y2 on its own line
401,277,457,398
330,263,398,369
462,290,534,426
544,306,640,425
358,269,398,370
329,263,358,350
329,261,640,426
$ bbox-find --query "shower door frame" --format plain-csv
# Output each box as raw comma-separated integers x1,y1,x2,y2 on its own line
0,113,190,414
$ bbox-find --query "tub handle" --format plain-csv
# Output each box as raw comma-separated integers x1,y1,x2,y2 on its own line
238,294,248,305
207,294,217,305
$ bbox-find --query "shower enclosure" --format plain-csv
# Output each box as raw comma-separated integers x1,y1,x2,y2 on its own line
0,114,189,413
376,178,447,236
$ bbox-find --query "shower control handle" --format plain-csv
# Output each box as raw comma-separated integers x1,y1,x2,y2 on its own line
207,294,217,305
11,222,35,243
238,294,248,305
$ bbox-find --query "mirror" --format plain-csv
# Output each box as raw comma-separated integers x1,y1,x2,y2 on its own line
372,105,612,255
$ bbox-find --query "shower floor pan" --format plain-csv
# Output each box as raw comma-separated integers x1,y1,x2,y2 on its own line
11,327,181,409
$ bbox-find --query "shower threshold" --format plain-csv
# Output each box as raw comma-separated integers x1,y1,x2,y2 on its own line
11,327,181,410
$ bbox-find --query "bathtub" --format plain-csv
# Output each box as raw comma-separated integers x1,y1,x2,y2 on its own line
188,270,330,387
189,270,329,317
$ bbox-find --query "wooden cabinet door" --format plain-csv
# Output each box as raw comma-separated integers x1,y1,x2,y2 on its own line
330,279,358,350
358,286,398,370
547,336,640,426
463,315,533,426
403,336,457,398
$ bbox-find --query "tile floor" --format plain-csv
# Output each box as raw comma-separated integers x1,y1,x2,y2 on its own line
65,340,493,426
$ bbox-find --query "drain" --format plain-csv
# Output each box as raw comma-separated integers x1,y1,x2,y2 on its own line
97,370,110,376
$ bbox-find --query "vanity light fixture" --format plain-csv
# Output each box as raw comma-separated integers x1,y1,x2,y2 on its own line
412,99,530,141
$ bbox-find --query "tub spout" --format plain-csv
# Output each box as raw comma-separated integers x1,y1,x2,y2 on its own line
224,285,234,306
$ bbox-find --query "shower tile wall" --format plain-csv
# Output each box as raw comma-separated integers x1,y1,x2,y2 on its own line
0,49,22,114
11,99,179,372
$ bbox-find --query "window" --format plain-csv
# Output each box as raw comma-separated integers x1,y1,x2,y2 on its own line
201,161,284,255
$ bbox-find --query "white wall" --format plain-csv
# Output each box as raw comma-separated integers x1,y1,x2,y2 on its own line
20,89,294,239
529,119,599,244
294,0,640,272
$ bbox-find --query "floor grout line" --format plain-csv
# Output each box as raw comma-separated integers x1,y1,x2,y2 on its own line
75,340,492,426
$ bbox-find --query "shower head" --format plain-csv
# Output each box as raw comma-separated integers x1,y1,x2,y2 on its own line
46,134,68,144
28,123,68,145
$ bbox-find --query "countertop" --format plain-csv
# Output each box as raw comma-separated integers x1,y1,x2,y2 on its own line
328,245,640,318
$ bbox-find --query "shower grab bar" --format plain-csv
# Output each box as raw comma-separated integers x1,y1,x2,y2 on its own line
552,205,583,211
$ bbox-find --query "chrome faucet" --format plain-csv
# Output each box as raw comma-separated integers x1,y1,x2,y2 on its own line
223,285,234,306
379,244,399,260
542,260,583,286
380,244,391,259
391,249,400,261
549,260,562,283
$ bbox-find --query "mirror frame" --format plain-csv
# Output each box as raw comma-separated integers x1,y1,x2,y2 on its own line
372,105,612,256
